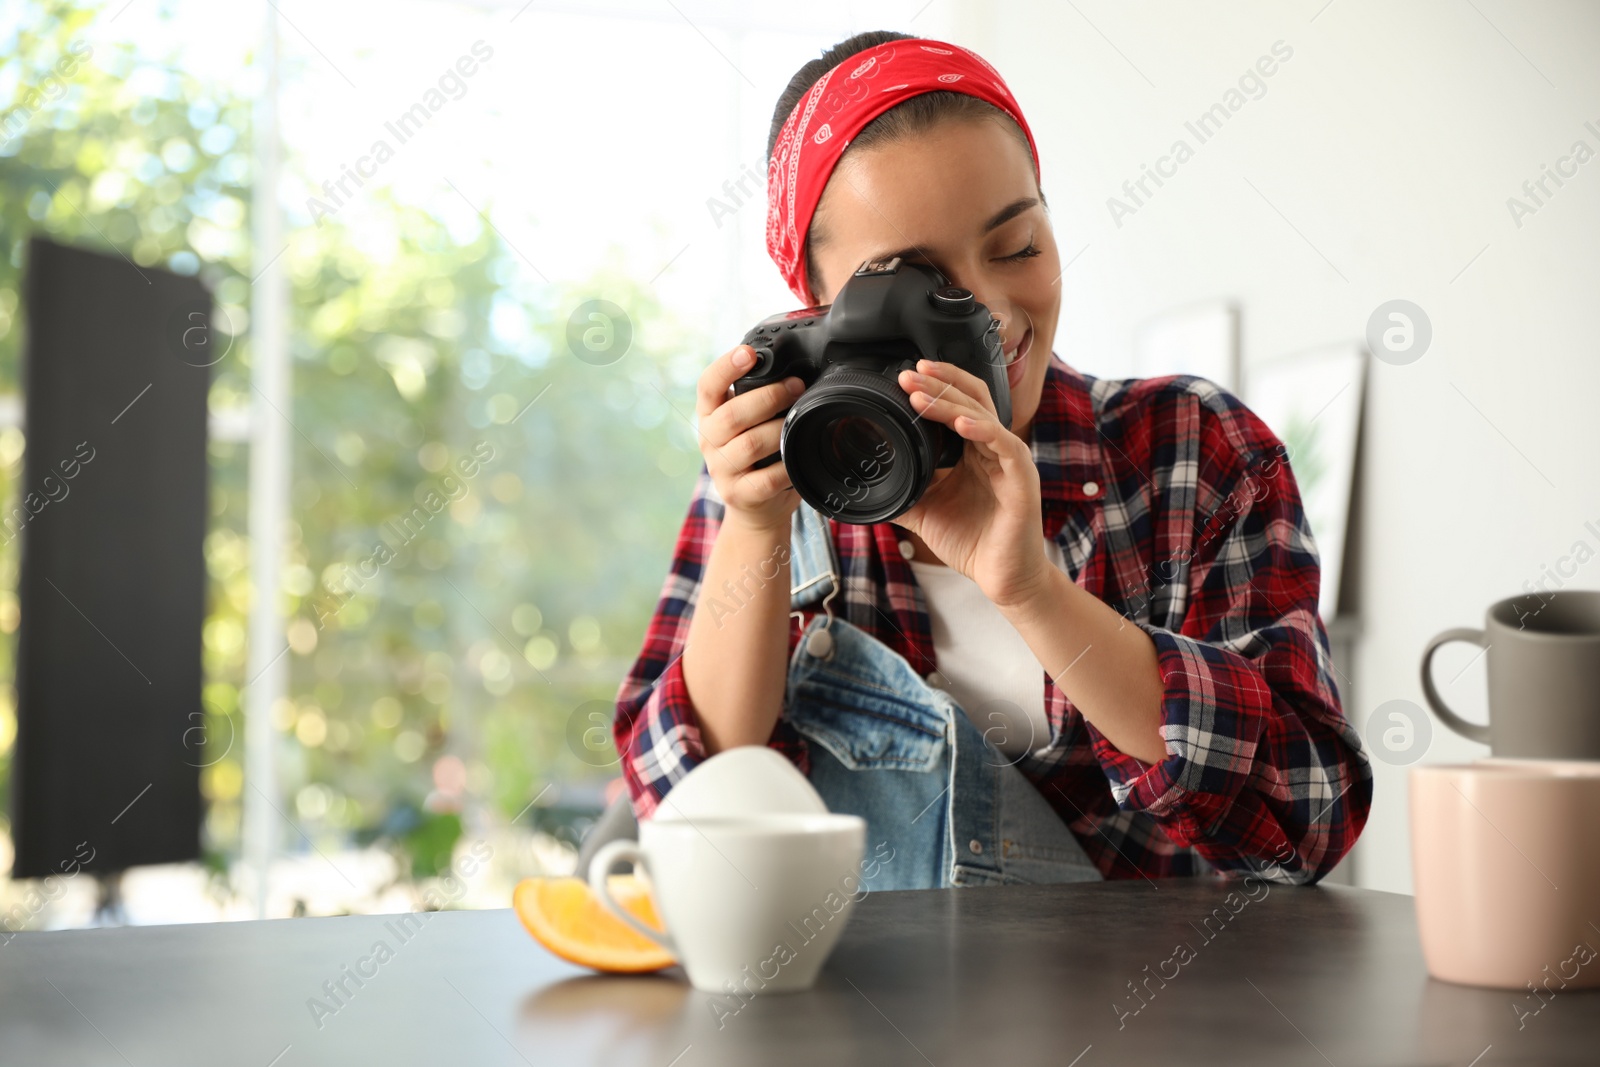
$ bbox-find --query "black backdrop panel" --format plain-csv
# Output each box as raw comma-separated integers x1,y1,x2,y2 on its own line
11,238,210,877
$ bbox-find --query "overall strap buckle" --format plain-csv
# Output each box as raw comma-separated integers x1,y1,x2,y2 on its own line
789,502,840,658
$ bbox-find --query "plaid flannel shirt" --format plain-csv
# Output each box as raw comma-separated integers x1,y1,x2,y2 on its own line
613,353,1373,884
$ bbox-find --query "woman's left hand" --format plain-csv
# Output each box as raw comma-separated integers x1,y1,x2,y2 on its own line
892,358,1052,610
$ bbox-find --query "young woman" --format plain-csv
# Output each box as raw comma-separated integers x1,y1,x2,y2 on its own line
612,30,1372,890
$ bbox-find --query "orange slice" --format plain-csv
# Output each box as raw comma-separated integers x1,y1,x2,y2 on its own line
513,874,675,974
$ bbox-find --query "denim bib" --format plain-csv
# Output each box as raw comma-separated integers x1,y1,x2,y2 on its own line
784,503,1101,891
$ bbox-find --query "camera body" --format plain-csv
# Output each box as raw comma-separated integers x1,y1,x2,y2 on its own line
731,257,1010,524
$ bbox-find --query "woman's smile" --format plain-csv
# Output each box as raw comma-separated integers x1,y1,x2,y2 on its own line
1005,327,1032,393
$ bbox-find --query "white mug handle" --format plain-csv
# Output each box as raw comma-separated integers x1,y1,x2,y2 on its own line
587,839,678,958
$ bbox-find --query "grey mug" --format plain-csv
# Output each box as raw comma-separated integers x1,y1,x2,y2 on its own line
1420,589,1600,759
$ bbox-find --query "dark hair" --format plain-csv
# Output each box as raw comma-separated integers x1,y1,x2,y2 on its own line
767,30,1040,301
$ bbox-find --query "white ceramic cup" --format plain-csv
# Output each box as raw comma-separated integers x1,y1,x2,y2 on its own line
588,812,867,994
1410,759,1600,990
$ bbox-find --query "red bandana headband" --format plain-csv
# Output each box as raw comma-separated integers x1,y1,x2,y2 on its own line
765,38,1040,307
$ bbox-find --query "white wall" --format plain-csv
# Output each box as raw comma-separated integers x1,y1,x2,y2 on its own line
942,0,1600,893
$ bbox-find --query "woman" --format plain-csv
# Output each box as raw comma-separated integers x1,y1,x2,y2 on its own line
612,30,1372,889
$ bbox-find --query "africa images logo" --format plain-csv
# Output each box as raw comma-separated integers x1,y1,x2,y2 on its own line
304,41,494,225
1106,40,1295,228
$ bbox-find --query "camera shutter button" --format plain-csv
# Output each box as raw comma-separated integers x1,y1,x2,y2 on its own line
930,286,976,315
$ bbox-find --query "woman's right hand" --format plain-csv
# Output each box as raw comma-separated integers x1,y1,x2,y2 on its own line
695,343,807,533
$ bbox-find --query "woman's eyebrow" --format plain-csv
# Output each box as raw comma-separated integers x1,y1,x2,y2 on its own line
982,196,1040,233
865,197,1041,263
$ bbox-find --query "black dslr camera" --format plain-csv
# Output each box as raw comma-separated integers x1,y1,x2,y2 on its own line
732,257,1010,524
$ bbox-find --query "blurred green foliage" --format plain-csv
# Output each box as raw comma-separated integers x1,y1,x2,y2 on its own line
0,0,707,890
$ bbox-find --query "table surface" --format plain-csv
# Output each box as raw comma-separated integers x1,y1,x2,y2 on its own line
3,880,1595,1066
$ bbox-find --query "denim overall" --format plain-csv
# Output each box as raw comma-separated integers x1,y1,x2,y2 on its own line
783,503,1102,891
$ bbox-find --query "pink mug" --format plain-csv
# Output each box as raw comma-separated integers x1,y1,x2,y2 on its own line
1410,760,1600,990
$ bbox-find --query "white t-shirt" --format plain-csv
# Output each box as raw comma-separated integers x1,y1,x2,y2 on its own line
906,537,1066,757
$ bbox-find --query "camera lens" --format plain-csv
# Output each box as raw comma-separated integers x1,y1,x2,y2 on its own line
824,415,895,486
778,355,946,523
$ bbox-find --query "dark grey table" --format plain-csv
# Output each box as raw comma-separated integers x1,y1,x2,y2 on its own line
2,881,1594,1065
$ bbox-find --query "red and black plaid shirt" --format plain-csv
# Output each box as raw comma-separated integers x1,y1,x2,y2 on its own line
613,353,1372,883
